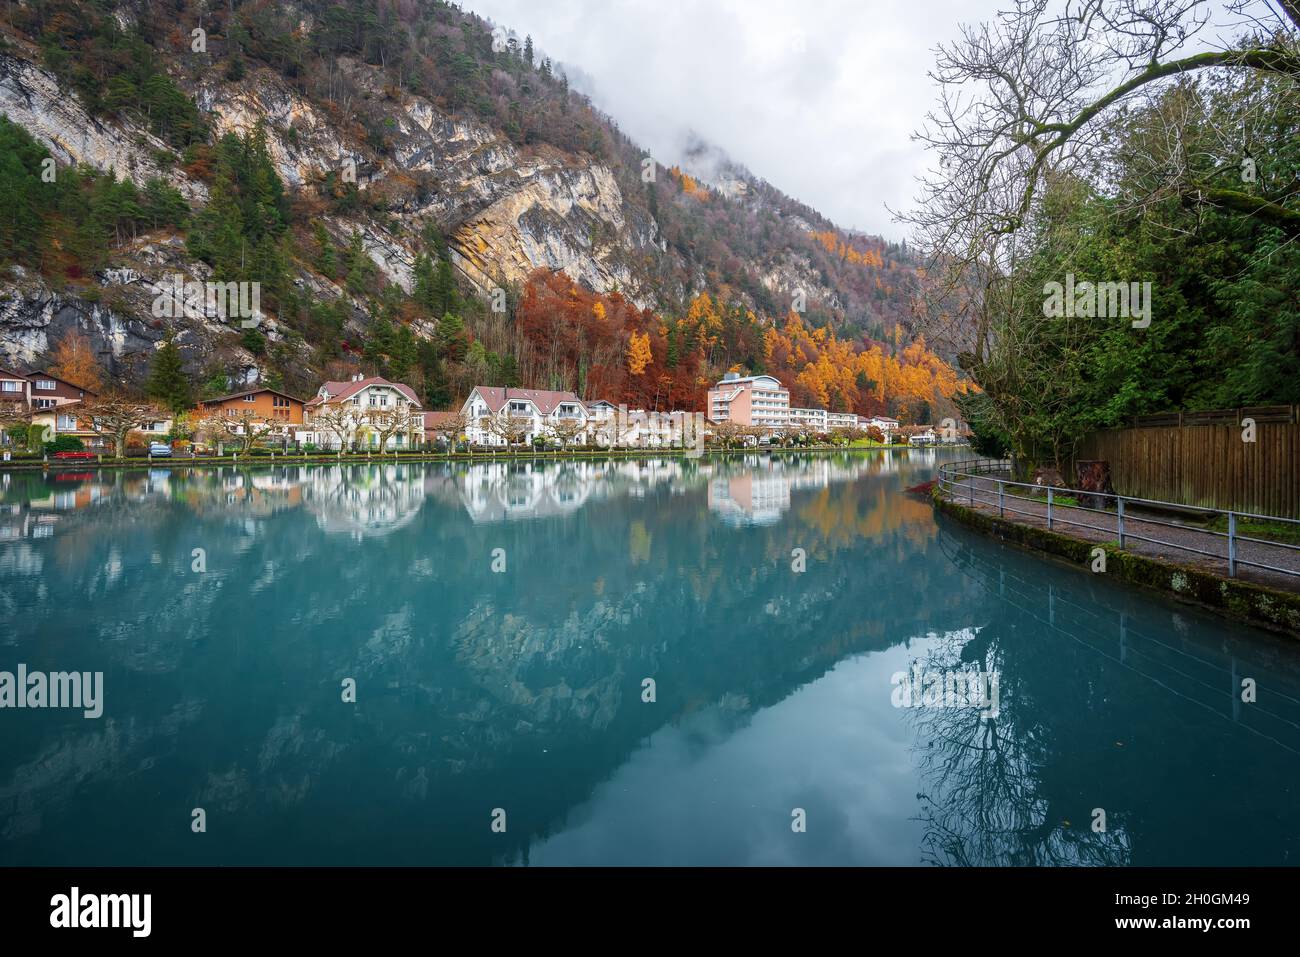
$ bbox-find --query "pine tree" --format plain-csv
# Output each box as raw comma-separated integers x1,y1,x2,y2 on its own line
145,336,193,414
345,231,372,295
432,255,460,316
413,252,437,312
437,312,468,361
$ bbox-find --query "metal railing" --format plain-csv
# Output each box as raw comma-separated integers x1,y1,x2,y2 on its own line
936,459,1300,581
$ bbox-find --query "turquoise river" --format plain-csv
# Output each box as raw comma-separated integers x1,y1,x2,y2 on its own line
0,450,1297,865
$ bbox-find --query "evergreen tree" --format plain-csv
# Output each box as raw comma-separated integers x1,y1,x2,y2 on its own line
145,335,192,414
345,231,372,295
437,312,468,362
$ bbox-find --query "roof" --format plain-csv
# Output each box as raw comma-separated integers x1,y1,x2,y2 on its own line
469,386,586,415
0,366,27,380
712,374,785,389
305,377,421,408
200,387,305,406
423,411,461,429
23,371,98,396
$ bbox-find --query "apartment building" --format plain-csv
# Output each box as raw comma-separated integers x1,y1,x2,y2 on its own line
826,411,860,431
707,373,790,432
788,407,828,433
462,386,591,446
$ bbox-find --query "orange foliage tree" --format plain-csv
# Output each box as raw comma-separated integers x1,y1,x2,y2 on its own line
48,331,104,392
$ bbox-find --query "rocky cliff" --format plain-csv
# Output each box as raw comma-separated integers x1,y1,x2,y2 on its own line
0,0,917,395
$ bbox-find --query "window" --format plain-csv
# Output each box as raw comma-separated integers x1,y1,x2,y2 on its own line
34,399,55,409
35,380,55,390
243,394,255,402
57,414,77,431
1,381,20,393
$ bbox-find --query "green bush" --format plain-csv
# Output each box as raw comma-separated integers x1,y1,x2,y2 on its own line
42,435,85,454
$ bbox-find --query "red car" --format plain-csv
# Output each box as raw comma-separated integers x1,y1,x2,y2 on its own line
52,451,97,460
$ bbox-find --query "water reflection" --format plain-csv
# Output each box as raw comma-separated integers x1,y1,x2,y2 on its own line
0,450,1297,866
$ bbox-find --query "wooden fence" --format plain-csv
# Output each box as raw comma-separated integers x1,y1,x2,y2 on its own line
1074,405,1300,518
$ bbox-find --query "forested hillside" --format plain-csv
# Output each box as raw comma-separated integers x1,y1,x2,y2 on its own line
907,1,1300,466
0,0,965,422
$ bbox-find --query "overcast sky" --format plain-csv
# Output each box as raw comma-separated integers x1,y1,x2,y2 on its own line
460,0,1266,242
459,0,1006,240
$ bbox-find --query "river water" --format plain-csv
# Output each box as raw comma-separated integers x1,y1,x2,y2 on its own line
1,450,1296,865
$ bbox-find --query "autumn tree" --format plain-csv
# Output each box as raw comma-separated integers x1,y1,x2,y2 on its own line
626,331,652,376
48,331,103,392
485,413,533,448
199,411,278,453
365,403,417,452
546,416,586,447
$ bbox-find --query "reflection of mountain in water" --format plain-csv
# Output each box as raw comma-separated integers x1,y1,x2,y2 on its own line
4,451,1292,865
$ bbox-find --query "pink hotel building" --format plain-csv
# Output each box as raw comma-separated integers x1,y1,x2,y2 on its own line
707,372,790,431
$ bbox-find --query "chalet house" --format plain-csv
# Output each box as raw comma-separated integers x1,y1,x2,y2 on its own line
462,387,590,447
24,371,95,410
197,388,306,431
0,366,28,406
302,375,423,450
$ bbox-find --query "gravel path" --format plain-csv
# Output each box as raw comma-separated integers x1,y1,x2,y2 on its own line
942,473,1300,594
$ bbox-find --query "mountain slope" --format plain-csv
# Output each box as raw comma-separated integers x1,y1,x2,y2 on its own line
0,0,959,421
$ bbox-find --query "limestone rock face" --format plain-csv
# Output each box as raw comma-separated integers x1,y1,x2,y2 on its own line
0,40,828,388
0,52,206,202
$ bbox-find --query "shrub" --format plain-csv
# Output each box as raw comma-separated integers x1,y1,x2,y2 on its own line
42,435,85,454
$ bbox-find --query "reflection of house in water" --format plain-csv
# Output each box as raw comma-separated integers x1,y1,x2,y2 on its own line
459,461,598,523
708,473,791,526
454,459,694,523
707,456,884,525
300,464,427,539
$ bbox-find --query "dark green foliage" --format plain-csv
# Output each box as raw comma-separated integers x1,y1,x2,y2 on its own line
21,0,207,148
0,117,189,278
43,435,85,454
187,126,292,307
145,336,193,415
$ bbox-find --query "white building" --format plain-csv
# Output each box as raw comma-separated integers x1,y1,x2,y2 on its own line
463,386,591,447
301,375,424,450
826,411,861,431
788,408,829,433
866,416,900,439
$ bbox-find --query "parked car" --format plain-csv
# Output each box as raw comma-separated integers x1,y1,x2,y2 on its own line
148,442,173,458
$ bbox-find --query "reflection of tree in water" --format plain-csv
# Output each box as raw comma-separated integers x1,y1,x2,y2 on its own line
907,624,1131,866
0,453,977,864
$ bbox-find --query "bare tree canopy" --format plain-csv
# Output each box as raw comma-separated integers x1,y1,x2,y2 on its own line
903,0,1300,362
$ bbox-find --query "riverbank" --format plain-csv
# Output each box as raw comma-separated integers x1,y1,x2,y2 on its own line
0,442,913,472
933,489,1300,637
